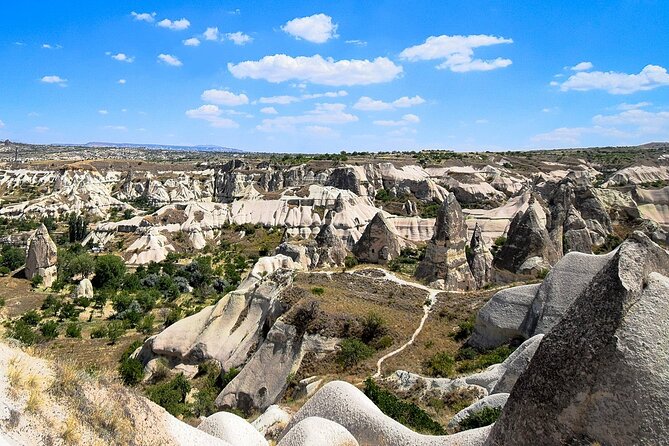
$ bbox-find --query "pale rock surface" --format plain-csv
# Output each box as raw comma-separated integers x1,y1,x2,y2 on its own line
468,223,493,288
486,232,669,445
277,416,359,446
448,394,509,430
252,405,292,439
75,278,94,299
197,411,268,446
352,212,407,264
24,224,58,286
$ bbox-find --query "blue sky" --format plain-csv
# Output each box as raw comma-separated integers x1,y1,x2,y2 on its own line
1,0,668,153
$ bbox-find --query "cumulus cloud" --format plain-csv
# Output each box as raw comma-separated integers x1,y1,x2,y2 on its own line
260,107,278,114
556,65,669,94
98,110,109,115
229,54,402,86
531,126,629,144
617,101,652,111
108,52,134,63
256,103,357,132
42,43,62,50
186,105,240,128
259,95,300,105
354,95,425,111
158,54,182,67
201,89,249,106
157,18,190,31
258,90,347,105
131,11,156,22
571,61,593,71
226,32,253,45
373,114,420,126
399,34,513,72
41,75,67,86
345,39,367,46
118,79,127,84
203,27,220,41
281,13,338,43
183,37,201,47
593,109,669,134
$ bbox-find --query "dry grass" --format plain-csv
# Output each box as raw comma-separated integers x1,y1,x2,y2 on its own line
61,415,82,444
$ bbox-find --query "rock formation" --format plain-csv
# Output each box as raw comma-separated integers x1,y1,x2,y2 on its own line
352,212,406,264
24,224,58,287
486,232,669,445
492,195,560,275
415,193,475,290
467,223,493,288
75,278,94,299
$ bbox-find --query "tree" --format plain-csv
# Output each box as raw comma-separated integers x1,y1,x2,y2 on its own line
92,255,126,289
1,245,25,271
67,213,88,243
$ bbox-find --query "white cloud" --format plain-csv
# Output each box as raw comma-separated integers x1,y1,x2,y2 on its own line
531,126,630,144
571,61,593,71
183,37,201,47
305,125,338,136
373,114,420,127
34,126,49,133
226,32,253,45
281,13,338,43
259,95,300,105
158,54,182,67
258,90,347,105
42,44,61,50
229,54,402,86
118,79,127,84
131,11,156,22
157,18,190,31
27,112,39,117
557,65,669,94
0,120,4,128
354,95,425,111
40,75,67,86
203,27,220,41
98,109,108,115
104,125,127,131
301,90,348,100
108,52,134,63
399,34,513,72
260,107,278,114
617,101,652,111
593,109,669,134
201,89,249,106
345,39,367,46
257,103,357,132
186,105,240,128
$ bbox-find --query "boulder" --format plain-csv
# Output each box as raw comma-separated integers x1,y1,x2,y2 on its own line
278,416,359,446
75,278,93,299
486,232,669,446
415,193,476,290
314,223,348,267
468,223,493,288
352,212,406,264
562,206,592,253
198,411,268,446
252,405,292,440
25,224,58,287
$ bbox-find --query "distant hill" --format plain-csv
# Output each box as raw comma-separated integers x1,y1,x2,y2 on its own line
83,141,244,153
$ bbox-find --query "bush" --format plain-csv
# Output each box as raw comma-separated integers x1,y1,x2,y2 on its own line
39,320,59,340
164,307,183,327
373,335,394,350
456,345,516,374
458,407,502,430
20,310,42,326
1,245,25,271
92,255,127,289
344,255,358,269
425,352,455,378
30,274,44,288
119,357,145,386
221,367,240,387
336,338,374,368
311,287,325,296
65,323,81,338
8,320,38,345
494,236,507,247
147,373,191,416
361,312,386,344
106,321,126,344
364,378,445,435
90,325,108,339
451,319,475,341
137,314,155,334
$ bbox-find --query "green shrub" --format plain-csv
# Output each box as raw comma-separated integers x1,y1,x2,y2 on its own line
221,367,240,387
458,407,502,430
137,314,155,334
337,338,375,368
456,345,516,374
90,325,108,339
8,320,38,345
65,323,81,338
425,352,455,378
451,319,475,341
20,310,42,326
311,287,325,296
361,312,386,344
39,320,59,340
92,255,127,289
343,255,358,269
106,321,126,344
164,307,183,327
373,335,393,350
147,373,191,417
1,245,25,271
494,236,507,247
30,274,44,288
364,378,445,435
119,357,145,386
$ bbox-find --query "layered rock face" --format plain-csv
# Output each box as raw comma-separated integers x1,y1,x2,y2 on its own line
467,223,493,288
276,223,348,269
24,224,58,287
415,193,475,290
352,212,406,264
486,233,669,445
493,195,560,275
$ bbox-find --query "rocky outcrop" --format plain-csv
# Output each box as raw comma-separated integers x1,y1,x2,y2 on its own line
197,412,268,446
277,417,359,446
352,212,406,264
24,224,58,287
467,223,493,288
75,278,94,299
492,196,560,275
276,223,348,269
470,249,614,349
415,193,475,290
486,233,669,445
